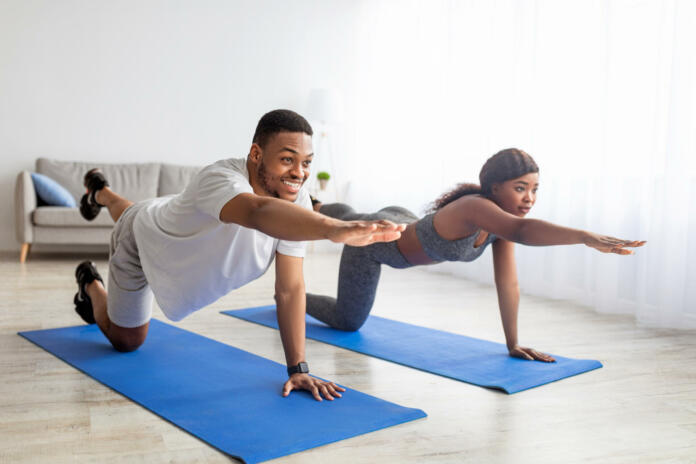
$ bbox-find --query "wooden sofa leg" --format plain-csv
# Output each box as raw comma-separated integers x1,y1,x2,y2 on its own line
19,243,30,263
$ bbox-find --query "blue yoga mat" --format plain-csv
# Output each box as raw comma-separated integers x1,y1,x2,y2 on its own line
222,305,602,394
18,319,426,464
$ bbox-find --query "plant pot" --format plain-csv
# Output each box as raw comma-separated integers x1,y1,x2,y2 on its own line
319,179,328,190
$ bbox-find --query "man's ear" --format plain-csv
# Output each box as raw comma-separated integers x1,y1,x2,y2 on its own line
491,183,500,195
249,143,263,163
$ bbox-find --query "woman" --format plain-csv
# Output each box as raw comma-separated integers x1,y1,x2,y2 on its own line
307,148,645,362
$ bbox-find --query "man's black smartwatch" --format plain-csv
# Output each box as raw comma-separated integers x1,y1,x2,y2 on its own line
287,361,309,376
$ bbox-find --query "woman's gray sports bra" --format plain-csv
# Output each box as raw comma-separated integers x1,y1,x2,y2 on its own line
415,213,497,262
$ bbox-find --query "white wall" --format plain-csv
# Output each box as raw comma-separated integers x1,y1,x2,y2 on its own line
0,0,361,251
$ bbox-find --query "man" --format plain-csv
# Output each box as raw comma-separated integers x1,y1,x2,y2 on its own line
73,109,405,401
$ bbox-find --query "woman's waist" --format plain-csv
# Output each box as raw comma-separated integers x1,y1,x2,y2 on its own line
396,223,438,266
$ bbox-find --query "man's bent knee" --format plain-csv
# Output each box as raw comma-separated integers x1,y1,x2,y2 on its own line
111,337,145,353
108,322,149,352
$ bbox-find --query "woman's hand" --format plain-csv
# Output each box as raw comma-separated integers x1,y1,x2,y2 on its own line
509,345,556,362
282,373,346,401
583,233,646,255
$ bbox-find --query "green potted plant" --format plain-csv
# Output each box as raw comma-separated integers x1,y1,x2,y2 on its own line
317,171,331,190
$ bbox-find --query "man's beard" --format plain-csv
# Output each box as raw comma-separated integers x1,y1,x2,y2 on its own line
257,160,280,198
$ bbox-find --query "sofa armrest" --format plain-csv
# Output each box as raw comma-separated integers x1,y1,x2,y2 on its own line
15,170,36,244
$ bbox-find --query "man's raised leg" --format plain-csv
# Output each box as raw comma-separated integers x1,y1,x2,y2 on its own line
80,169,134,223
94,187,134,223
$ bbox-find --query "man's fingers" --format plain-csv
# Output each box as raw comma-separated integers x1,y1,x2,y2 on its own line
311,385,322,402
326,383,342,398
374,220,406,232
282,379,294,397
341,221,406,246
331,382,346,391
375,219,398,229
376,232,402,242
328,382,346,394
368,220,407,233
283,376,346,402
319,384,334,401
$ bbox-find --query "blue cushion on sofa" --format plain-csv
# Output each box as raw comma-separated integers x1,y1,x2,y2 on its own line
30,173,77,207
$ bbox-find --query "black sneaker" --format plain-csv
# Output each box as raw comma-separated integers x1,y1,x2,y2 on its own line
79,168,109,221
74,261,104,324
309,195,322,211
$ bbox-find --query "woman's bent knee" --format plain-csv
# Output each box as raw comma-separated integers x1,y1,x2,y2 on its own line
334,316,367,332
319,203,358,220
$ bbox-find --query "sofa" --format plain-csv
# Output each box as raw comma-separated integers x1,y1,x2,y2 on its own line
15,158,201,262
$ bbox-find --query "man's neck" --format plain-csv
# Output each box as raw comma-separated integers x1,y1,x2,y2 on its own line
246,158,265,196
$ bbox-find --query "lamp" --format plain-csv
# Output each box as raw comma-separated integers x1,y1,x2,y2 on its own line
306,88,344,200
307,88,344,125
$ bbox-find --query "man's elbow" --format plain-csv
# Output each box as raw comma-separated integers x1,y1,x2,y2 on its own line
274,285,305,305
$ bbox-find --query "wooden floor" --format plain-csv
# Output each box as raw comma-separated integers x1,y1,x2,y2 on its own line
2,250,695,463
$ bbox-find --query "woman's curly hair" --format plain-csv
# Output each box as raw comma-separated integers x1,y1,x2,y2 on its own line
429,148,539,212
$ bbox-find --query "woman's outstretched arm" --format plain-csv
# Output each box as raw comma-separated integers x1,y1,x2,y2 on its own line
447,196,645,253
492,239,555,362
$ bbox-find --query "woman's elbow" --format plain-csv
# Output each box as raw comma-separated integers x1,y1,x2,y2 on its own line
494,280,520,293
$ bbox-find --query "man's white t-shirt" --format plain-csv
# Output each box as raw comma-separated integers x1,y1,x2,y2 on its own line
132,157,311,321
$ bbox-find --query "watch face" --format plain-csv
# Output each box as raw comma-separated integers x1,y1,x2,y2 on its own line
288,362,309,375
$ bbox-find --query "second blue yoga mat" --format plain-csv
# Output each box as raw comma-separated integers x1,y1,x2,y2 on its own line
18,319,425,464
222,305,602,394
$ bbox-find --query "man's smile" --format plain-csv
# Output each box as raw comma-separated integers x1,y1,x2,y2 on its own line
281,178,304,193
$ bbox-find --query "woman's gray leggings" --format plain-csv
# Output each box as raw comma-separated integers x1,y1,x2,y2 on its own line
306,203,418,331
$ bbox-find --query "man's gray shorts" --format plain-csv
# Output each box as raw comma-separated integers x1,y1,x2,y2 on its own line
107,201,154,328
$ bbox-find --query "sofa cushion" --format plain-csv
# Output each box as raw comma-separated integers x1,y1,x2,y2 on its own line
33,207,115,227
30,173,77,207
158,164,202,196
36,158,161,204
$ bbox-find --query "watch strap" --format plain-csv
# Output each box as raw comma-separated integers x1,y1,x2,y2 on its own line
287,361,309,376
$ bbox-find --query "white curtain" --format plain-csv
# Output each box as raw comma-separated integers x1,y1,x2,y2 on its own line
343,0,696,329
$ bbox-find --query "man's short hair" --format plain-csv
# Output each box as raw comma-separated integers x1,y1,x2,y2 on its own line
252,109,313,148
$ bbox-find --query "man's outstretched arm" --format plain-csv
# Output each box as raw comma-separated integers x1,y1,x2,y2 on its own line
219,193,405,246
274,253,345,401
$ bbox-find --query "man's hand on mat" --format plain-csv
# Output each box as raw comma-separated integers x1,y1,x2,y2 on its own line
509,345,556,363
282,374,346,401
327,220,407,246
583,233,646,255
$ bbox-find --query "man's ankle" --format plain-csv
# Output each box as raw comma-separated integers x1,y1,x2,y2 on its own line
85,279,104,296
94,189,109,207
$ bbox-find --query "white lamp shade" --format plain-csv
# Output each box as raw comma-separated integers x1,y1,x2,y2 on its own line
307,88,344,124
